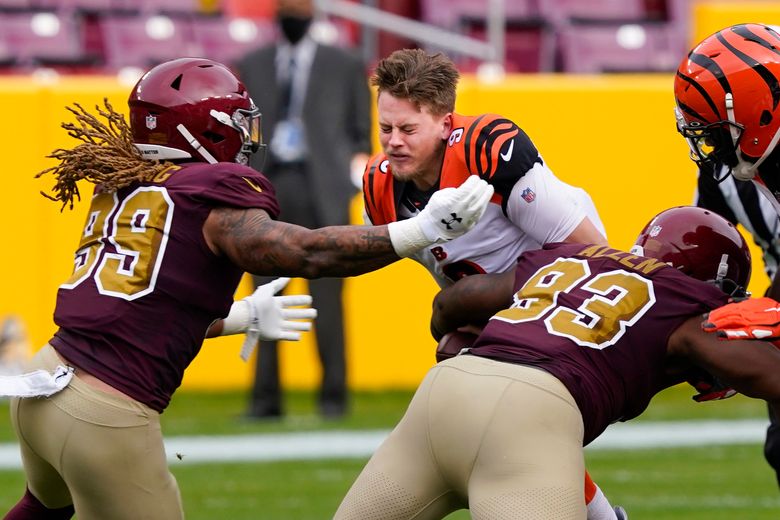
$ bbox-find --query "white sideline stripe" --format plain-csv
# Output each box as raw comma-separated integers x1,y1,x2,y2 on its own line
0,419,769,469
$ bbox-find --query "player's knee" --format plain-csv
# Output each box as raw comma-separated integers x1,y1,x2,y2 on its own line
4,488,74,520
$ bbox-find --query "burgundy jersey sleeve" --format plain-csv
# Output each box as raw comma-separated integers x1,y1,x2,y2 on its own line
51,162,279,412
182,162,280,218
469,242,728,445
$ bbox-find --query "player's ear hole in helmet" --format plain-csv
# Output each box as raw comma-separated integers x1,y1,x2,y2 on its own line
631,206,752,298
674,23,780,182
128,57,265,167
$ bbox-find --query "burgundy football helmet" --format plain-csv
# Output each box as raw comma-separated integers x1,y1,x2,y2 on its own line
674,24,780,182
128,57,264,165
631,206,751,296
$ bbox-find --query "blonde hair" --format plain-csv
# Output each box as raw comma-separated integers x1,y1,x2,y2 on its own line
371,49,459,115
37,99,172,210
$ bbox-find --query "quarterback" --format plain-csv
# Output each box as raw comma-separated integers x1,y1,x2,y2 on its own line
362,49,623,520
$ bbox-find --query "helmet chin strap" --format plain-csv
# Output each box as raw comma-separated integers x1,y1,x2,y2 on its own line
177,124,218,164
716,253,729,281
726,92,780,181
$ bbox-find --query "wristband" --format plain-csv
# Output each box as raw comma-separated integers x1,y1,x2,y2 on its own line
221,300,250,336
387,219,433,258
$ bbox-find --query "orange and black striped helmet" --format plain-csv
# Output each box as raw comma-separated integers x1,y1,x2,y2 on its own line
674,23,780,180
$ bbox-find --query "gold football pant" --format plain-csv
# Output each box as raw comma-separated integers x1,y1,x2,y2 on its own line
10,345,183,520
335,354,586,520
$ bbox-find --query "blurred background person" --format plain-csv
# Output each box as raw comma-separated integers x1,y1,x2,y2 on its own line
0,316,30,378
236,0,372,419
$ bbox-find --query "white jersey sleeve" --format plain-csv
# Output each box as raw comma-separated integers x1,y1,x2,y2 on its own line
505,161,606,245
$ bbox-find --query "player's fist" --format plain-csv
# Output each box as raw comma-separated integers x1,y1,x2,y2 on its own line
388,176,494,257
420,176,494,242
703,297,780,341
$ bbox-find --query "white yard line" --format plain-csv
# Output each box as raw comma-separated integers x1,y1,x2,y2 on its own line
0,419,769,469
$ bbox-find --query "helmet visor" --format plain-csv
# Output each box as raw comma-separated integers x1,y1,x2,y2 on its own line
233,106,262,154
679,120,742,169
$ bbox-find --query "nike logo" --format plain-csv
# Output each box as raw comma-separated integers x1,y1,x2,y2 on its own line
242,177,264,193
500,140,514,162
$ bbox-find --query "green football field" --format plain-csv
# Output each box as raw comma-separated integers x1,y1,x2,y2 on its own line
0,386,778,519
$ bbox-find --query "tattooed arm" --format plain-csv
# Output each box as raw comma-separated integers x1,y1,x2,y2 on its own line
204,176,494,278
204,207,401,278
430,270,516,341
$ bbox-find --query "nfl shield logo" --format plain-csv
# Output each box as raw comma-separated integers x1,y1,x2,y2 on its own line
521,187,536,203
648,225,662,237
145,115,157,130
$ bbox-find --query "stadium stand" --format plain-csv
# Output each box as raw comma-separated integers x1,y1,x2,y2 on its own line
0,0,690,74
0,10,97,69
191,15,276,66
98,13,201,70
558,21,685,73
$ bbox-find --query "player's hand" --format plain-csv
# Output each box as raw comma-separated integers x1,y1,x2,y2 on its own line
687,373,737,402
387,176,494,257
703,297,780,341
418,176,494,242
221,278,317,361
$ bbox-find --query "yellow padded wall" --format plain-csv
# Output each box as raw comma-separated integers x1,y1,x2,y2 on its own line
692,1,780,46
0,74,769,391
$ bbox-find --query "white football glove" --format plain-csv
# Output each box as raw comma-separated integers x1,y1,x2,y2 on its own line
221,277,317,361
388,175,494,257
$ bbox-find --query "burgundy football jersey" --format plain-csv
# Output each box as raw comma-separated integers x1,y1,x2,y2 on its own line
469,242,728,445
50,162,279,412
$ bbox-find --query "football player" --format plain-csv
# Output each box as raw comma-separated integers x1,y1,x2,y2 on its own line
335,206,780,519
3,58,493,520
674,22,780,486
361,49,621,519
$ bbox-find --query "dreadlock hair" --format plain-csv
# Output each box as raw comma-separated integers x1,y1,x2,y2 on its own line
37,98,173,210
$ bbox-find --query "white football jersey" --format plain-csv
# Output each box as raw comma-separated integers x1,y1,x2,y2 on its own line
366,161,605,287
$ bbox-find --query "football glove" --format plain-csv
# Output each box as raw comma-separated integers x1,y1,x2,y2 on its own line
687,373,737,402
221,277,317,361
703,297,780,342
388,175,494,257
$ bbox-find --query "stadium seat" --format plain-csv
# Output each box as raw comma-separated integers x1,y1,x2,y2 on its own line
460,19,555,72
35,0,114,14
191,15,276,66
420,0,537,30
0,0,33,12
98,13,202,70
0,37,15,68
133,0,204,16
539,0,646,24
0,11,95,67
558,21,686,73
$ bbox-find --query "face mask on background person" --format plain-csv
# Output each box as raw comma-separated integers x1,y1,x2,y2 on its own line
278,16,312,44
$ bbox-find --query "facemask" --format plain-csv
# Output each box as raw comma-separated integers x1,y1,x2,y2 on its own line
278,16,312,44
